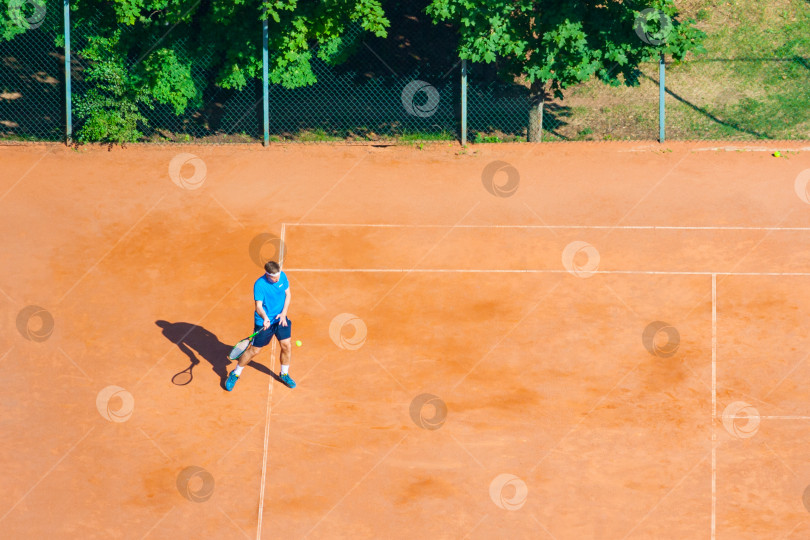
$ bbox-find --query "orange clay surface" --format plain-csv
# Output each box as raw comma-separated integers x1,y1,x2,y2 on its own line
2,141,810,539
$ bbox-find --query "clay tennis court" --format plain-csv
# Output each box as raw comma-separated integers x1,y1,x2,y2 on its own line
2,141,810,539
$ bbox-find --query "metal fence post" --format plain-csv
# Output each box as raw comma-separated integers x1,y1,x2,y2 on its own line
658,52,665,143
64,0,72,143
262,16,269,146
460,58,467,145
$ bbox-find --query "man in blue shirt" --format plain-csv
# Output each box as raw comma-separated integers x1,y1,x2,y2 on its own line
225,260,296,390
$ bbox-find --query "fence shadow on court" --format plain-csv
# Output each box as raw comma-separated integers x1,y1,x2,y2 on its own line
155,320,282,387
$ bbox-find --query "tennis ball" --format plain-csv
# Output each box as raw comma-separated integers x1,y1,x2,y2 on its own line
773,151,781,157
295,340,302,347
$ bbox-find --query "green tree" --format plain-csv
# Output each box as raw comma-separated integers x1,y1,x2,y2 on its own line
67,0,389,141
73,32,151,143
1,0,48,41
427,0,706,141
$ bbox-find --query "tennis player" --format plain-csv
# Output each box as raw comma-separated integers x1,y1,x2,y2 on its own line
225,261,296,390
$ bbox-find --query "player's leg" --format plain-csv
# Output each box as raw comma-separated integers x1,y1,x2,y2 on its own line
236,343,261,367
225,325,271,391
276,317,296,388
238,343,262,367
277,338,295,388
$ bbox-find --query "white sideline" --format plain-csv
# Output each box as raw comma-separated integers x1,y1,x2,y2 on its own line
284,268,810,277
285,223,810,231
256,223,284,540
711,274,717,540
723,415,810,420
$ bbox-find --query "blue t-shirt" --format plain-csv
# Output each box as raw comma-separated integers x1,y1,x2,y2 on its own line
254,272,289,325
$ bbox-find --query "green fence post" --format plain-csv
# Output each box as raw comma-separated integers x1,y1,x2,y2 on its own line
64,0,72,144
658,52,665,143
262,16,269,147
460,58,467,146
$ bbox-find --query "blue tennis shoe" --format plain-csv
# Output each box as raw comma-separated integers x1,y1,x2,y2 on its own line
280,373,296,389
225,370,239,391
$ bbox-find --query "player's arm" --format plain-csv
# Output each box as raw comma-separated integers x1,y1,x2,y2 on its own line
276,288,291,326
255,300,271,328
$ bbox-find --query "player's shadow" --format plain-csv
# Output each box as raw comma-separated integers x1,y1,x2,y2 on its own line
155,321,280,387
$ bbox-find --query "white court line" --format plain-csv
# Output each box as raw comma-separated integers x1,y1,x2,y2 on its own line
256,224,284,540
286,223,810,231
285,268,810,277
689,145,810,153
711,274,717,540
722,415,810,420
284,222,810,539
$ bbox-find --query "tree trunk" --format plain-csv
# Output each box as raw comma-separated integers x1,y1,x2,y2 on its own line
528,80,546,142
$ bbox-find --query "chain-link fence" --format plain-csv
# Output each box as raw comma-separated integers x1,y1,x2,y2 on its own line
0,0,62,140
265,22,459,141
662,56,808,140
67,8,262,143
1,0,808,143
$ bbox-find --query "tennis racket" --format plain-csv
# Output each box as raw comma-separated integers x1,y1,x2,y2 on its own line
228,328,263,360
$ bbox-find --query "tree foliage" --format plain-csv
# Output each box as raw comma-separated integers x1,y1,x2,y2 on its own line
72,32,150,143
427,0,706,96
1,0,48,41
66,0,389,141
2,0,708,142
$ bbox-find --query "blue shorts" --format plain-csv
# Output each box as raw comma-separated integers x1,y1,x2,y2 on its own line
252,317,292,348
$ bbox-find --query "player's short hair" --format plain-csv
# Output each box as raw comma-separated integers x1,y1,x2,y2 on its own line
264,261,280,274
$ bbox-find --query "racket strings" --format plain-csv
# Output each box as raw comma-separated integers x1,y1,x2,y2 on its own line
229,339,250,360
